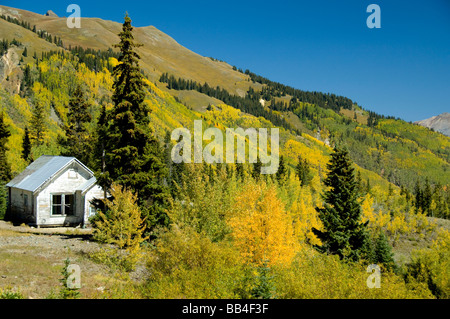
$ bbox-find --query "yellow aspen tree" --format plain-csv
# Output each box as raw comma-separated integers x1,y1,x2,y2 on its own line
93,183,148,269
228,182,298,267
361,194,376,225
291,188,322,247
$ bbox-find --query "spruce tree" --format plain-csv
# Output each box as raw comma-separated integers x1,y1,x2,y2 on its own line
0,112,11,182
21,126,32,164
0,112,11,220
414,179,423,213
30,100,46,146
312,146,371,262
251,155,263,181
296,155,312,187
251,261,275,299
365,178,371,194
374,231,396,271
423,178,432,216
276,155,287,185
95,14,170,233
59,85,93,166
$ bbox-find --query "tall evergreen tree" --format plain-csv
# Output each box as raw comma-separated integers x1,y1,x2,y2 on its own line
0,112,11,182
312,146,371,262
374,231,396,271
414,179,423,213
0,112,11,219
251,155,263,181
94,103,107,175
295,155,312,187
21,126,32,164
59,85,93,166
95,14,170,233
30,100,46,146
423,178,432,216
276,155,287,185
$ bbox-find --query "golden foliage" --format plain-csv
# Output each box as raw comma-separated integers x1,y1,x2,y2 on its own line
92,183,148,270
403,229,450,298
290,187,322,246
145,225,252,299
228,181,299,267
274,248,434,299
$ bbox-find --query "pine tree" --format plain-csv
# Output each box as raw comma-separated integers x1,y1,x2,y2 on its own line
95,14,170,233
312,146,370,262
30,100,46,146
356,170,363,195
251,155,263,181
366,177,371,194
414,179,423,213
251,261,275,299
276,155,287,185
374,231,396,271
94,103,107,177
0,112,11,220
423,178,432,216
21,126,32,164
0,112,11,182
59,85,93,166
295,155,312,187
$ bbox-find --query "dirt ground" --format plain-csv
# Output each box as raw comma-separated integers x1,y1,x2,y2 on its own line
0,220,141,299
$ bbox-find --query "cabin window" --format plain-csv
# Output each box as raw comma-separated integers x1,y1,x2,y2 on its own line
23,194,28,207
65,194,75,216
52,194,75,216
89,205,97,217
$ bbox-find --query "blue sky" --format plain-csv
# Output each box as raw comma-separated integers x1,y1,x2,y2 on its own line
3,0,450,122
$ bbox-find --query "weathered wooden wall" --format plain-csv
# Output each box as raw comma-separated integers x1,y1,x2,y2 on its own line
83,185,104,225
35,164,92,226
9,188,34,223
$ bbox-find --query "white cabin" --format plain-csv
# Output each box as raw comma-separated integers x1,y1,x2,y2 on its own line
6,156,104,227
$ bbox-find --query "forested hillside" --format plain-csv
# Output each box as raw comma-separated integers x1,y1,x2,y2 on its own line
0,5,449,300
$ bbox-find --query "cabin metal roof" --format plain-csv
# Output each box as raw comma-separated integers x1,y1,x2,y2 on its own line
6,155,94,193
77,176,97,194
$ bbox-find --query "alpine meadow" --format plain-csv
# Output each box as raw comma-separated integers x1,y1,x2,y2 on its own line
0,3,449,302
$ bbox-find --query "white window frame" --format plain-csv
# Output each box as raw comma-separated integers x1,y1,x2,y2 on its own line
51,193,75,216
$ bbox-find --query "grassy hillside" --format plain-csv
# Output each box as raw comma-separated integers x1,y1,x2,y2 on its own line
0,4,251,95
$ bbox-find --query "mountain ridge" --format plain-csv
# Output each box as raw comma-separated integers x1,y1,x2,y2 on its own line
0,4,250,95
415,112,450,137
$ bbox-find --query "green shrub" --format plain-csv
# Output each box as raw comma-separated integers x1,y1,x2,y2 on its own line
403,230,450,299
143,225,254,299
0,287,24,299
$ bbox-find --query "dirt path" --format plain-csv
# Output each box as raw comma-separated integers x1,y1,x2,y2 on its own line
0,221,112,298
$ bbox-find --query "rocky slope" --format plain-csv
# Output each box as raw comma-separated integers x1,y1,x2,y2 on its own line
416,112,450,137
